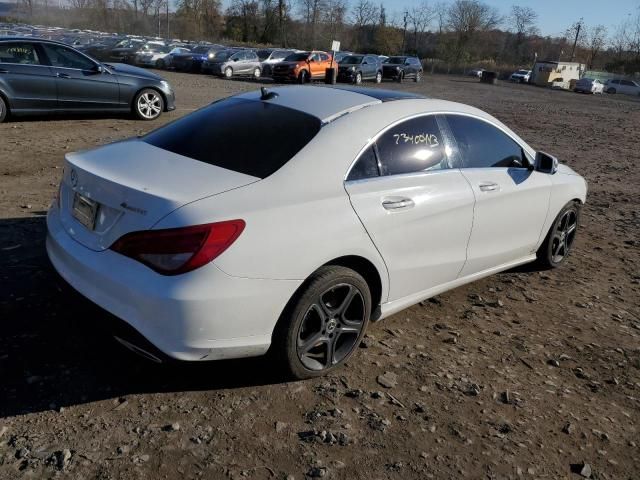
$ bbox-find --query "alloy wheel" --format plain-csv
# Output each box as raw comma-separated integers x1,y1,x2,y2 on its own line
137,92,162,120
375,72,382,83
253,67,261,79
355,72,362,84
225,67,233,78
296,283,366,371
551,209,577,263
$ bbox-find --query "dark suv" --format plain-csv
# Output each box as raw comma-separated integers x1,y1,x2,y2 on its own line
0,38,175,122
337,54,382,84
382,56,423,82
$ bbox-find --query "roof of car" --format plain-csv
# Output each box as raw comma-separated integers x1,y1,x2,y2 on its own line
234,86,426,123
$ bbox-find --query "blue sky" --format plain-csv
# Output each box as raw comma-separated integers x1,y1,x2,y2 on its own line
390,0,639,37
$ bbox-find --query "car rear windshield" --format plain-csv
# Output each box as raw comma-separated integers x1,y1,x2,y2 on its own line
386,57,406,64
143,98,322,179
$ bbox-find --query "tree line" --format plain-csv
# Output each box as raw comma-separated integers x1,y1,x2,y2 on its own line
7,0,640,73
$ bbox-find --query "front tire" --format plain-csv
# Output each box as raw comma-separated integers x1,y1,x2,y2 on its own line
156,59,165,69
298,70,308,84
0,96,7,123
536,201,580,268
274,266,371,380
607,87,616,94
375,71,382,84
396,71,404,83
224,67,233,79
354,72,362,85
253,67,261,80
414,71,422,82
133,88,164,121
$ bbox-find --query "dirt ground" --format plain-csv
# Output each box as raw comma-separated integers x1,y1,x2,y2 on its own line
1,72,639,480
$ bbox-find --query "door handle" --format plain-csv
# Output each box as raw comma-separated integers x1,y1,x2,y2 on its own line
479,182,500,192
57,72,71,79
382,197,415,210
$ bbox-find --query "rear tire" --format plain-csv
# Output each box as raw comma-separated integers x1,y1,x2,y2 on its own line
273,266,371,380
354,72,362,85
156,59,165,69
253,67,261,80
535,201,580,269
396,71,404,83
608,87,616,94
375,71,382,84
0,96,7,123
414,71,422,82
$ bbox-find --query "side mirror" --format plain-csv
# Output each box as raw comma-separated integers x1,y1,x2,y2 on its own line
93,64,104,74
308,58,315,63
535,151,558,174
233,58,238,62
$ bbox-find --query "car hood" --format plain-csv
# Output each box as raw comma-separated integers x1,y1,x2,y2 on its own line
105,62,162,81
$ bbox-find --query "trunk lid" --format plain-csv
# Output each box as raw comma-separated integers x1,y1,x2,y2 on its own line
59,140,259,252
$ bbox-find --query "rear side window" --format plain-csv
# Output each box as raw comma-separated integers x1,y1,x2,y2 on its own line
376,115,448,175
0,42,41,65
143,98,322,178
445,115,524,168
347,146,379,181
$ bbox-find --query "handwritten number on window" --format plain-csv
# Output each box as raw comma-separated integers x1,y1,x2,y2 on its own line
392,133,439,147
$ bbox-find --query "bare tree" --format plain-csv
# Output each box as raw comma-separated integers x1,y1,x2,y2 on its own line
584,24,607,69
351,0,379,50
298,0,325,48
509,5,536,37
434,1,447,34
447,0,500,63
407,1,436,52
323,0,348,43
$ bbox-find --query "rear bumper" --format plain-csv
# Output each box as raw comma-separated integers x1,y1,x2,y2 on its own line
46,205,300,361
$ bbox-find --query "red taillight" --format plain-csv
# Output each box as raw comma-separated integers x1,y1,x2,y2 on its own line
110,220,245,275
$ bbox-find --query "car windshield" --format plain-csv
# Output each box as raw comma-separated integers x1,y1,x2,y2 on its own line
143,98,322,179
284,52,309,61
340,55,363,65
516,70,529,74
192,46,210,53
386,57,406,64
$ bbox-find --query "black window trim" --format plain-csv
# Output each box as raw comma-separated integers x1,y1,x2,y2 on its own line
344,111,534,183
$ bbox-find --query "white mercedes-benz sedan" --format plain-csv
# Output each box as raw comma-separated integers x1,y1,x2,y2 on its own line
46,86,587,378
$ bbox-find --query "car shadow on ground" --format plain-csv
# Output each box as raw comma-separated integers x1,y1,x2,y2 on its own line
1,215,549,419
5,112,138,123
0,216,288,419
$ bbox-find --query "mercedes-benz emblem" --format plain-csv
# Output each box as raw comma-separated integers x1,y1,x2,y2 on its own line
70,169,78,187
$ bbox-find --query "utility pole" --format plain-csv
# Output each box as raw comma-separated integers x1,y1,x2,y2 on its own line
401,10,408,55
570,18,582,62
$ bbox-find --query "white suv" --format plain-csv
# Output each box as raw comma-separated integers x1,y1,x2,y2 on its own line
510,69,531,83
